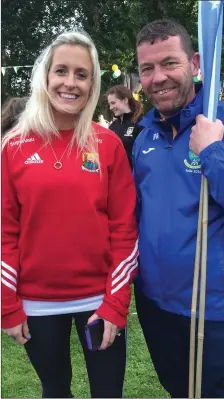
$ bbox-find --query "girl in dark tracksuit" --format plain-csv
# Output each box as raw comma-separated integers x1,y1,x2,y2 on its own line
107,85,143,168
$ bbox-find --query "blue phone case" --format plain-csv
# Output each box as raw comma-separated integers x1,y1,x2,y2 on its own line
85,319,104,350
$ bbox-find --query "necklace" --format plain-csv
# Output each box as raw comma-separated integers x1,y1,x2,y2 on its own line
48,141,71,169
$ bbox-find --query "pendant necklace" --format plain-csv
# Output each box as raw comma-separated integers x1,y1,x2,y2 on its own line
48,140,71,169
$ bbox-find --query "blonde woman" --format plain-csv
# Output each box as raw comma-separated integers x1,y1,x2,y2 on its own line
2,30,138,398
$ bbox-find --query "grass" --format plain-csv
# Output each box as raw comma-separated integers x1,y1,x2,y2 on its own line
1,297,169,398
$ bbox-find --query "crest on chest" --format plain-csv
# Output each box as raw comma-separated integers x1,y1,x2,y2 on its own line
81,152,99,173
124,127,134,137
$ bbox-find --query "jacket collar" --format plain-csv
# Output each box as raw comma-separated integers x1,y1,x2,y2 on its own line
139,84,203,135
118,112,133,122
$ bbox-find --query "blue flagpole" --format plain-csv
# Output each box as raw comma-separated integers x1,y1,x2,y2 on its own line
198,0,224,121
191,2,224,398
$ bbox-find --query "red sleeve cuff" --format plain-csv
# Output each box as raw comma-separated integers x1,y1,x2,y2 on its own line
2,307,27,329
96,301,128,329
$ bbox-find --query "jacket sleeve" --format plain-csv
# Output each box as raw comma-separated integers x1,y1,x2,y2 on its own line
1,146,27,328
200,139,224,208
96,142,138,328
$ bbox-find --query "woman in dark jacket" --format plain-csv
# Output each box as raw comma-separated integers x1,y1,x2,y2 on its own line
107,85,143,167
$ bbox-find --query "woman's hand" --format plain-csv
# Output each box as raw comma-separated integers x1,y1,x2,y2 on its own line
87,313,120,350
2,320,31,345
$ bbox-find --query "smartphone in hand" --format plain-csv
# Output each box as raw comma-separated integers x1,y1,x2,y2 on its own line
85,319,104,351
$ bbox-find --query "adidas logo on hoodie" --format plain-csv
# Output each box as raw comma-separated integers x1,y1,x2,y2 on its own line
25,153,43,164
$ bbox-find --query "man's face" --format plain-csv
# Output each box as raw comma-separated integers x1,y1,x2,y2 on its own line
137,36,199,116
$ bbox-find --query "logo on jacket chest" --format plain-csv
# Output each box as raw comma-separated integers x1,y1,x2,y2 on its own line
184,148,201,174
10,137,35,146
153,133,160,140
81,152,99,173
124,127,134,137
24,152,43,164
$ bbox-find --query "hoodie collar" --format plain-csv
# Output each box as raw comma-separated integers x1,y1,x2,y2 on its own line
139,84,203,134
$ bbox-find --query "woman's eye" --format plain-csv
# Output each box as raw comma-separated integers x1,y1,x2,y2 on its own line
77,73,87,80
56,69,67,75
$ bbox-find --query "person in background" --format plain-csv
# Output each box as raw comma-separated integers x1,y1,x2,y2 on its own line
133,18,224,398
1,29,138,399
107,84,143,167
97,114,109,128
1,97,28,136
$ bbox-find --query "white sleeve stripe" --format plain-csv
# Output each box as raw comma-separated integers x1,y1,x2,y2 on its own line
2,277,17,292
1,269,17,285
112,239,138,278
1,261,17,276
111,263,138,295
112,258,138,287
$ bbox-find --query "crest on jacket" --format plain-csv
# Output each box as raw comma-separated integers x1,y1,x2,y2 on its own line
81,152,99,173
184,148,201,172
124,127,134,137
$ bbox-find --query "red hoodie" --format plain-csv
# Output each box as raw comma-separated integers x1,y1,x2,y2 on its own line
1,122,138,329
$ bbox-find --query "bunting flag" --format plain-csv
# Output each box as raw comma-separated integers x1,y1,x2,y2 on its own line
1,65,33,75
13,66,20,73
198,0,224,121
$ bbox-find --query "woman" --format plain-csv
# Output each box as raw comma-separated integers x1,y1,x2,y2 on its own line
1,97,28,136
107,85,143,167
1,30,138,398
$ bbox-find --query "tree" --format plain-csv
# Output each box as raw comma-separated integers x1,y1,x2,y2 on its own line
3,0,214,112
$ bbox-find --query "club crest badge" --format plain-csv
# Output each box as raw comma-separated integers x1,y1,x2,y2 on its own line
184,148,201,173
124,127,134,137
81,152,99,173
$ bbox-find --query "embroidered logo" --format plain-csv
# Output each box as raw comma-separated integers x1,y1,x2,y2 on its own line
153,133,160,140
25,153,43,164
184,148,201,173
95,138,103,143
124,127,134,137
81,152,99,173
10,138,35,146
142,147,155,154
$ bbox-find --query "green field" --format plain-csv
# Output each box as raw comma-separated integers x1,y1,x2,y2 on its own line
2,299,169,398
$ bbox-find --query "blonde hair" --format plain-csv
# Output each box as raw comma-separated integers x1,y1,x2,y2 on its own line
2,30,101,157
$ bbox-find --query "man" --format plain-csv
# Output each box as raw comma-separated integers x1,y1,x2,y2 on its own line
133,19,224,398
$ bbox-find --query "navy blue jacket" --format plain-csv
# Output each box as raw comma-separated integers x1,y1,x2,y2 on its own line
133,86,224,320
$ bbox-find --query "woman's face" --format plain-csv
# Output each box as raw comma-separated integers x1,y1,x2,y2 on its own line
107,94,129,117
47,44,93,123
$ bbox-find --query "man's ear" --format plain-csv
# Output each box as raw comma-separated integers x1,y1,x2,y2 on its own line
191,52,200,77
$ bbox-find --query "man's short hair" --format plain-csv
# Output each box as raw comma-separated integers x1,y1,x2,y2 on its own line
137,19,194,60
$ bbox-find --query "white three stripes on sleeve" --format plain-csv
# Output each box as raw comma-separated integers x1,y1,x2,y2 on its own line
112,240,138,278
111,240,138,295
1,261,17,292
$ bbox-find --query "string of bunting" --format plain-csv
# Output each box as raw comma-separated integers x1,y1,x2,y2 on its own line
2,63,140,100
2,65,122,78
1,66,33,75
0,64,204,85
